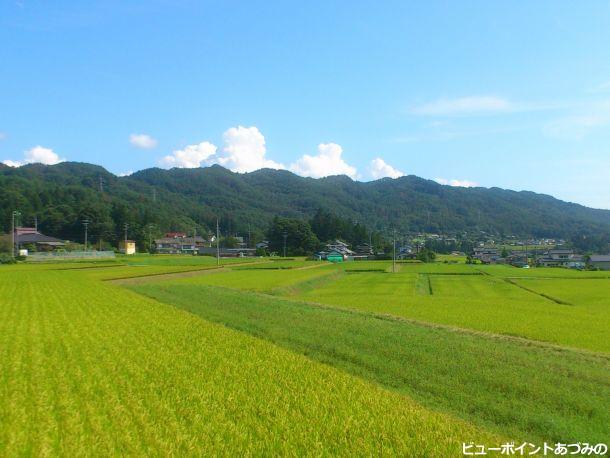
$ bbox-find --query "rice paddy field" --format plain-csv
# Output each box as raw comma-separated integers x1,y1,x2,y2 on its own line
1,257,608,455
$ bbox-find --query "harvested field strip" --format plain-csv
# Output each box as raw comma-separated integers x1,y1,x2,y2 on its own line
427,272,483,276
131,282,610,444
55,263,128,271
270,269,344,296
102,265,222,281
108,266,229,285
504,278,572,305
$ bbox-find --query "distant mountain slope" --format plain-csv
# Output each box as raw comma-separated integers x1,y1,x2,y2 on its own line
1,162,609,244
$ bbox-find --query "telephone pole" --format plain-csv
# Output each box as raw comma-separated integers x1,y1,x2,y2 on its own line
11,210,21,258
193,226,197,255
123,223,129,253
82,219,90,252
216,218,220,267
392,228,396,273
148,224,155,253
282,231,288,258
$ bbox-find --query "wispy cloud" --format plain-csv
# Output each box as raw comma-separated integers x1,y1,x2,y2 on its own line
590,80,610,93
412,96,512,116
544,99,610,140
129,133,157,149
388,125,527,144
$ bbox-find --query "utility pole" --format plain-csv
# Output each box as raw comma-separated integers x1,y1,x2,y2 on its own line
82,219,90,252
248,223,251,249
11,210,21,258
282,231,288,258
392,228,396,273
193,226,197,255
34,215,38,232
148,224,154,253
123,223,129,253
216,218,220,267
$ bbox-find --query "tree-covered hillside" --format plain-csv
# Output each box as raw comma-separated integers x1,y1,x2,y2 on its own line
1,162,609,249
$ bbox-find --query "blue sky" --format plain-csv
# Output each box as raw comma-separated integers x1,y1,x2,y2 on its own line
1,1,610,209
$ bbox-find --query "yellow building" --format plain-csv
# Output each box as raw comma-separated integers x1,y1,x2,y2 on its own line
119,240,136,255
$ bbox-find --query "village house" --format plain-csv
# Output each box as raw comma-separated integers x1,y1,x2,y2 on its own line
13,227,66,253
473,247,501,264
313,249,345,262
325,239,354,257
536,249,585,269
588,255,610,271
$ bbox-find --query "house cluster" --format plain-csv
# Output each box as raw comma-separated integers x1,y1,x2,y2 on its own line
154,232,213,255
153,232,256,257
313,240,375,262
473,247,610,270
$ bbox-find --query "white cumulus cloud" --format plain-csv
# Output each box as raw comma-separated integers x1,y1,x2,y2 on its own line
129,133,157,149
434,177,478,188
369,158,404,179
213,126,284,173
290,143,357,179
157,126,283,172
2,145,65,167
412,96,512,116
159,141,217,168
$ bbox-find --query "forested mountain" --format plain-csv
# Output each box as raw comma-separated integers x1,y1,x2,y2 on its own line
1,162,609,249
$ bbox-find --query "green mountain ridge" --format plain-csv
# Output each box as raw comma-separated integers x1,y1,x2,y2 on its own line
1,162,609,247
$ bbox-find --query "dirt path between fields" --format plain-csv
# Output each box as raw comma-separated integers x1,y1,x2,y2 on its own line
107,260,271,285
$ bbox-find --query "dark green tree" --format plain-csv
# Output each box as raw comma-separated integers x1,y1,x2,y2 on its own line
267,217,319,256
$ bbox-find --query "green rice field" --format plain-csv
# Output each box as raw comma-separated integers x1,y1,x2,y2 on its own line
1,257,608,455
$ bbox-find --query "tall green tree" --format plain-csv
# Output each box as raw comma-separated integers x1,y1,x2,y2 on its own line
267,217,319,256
